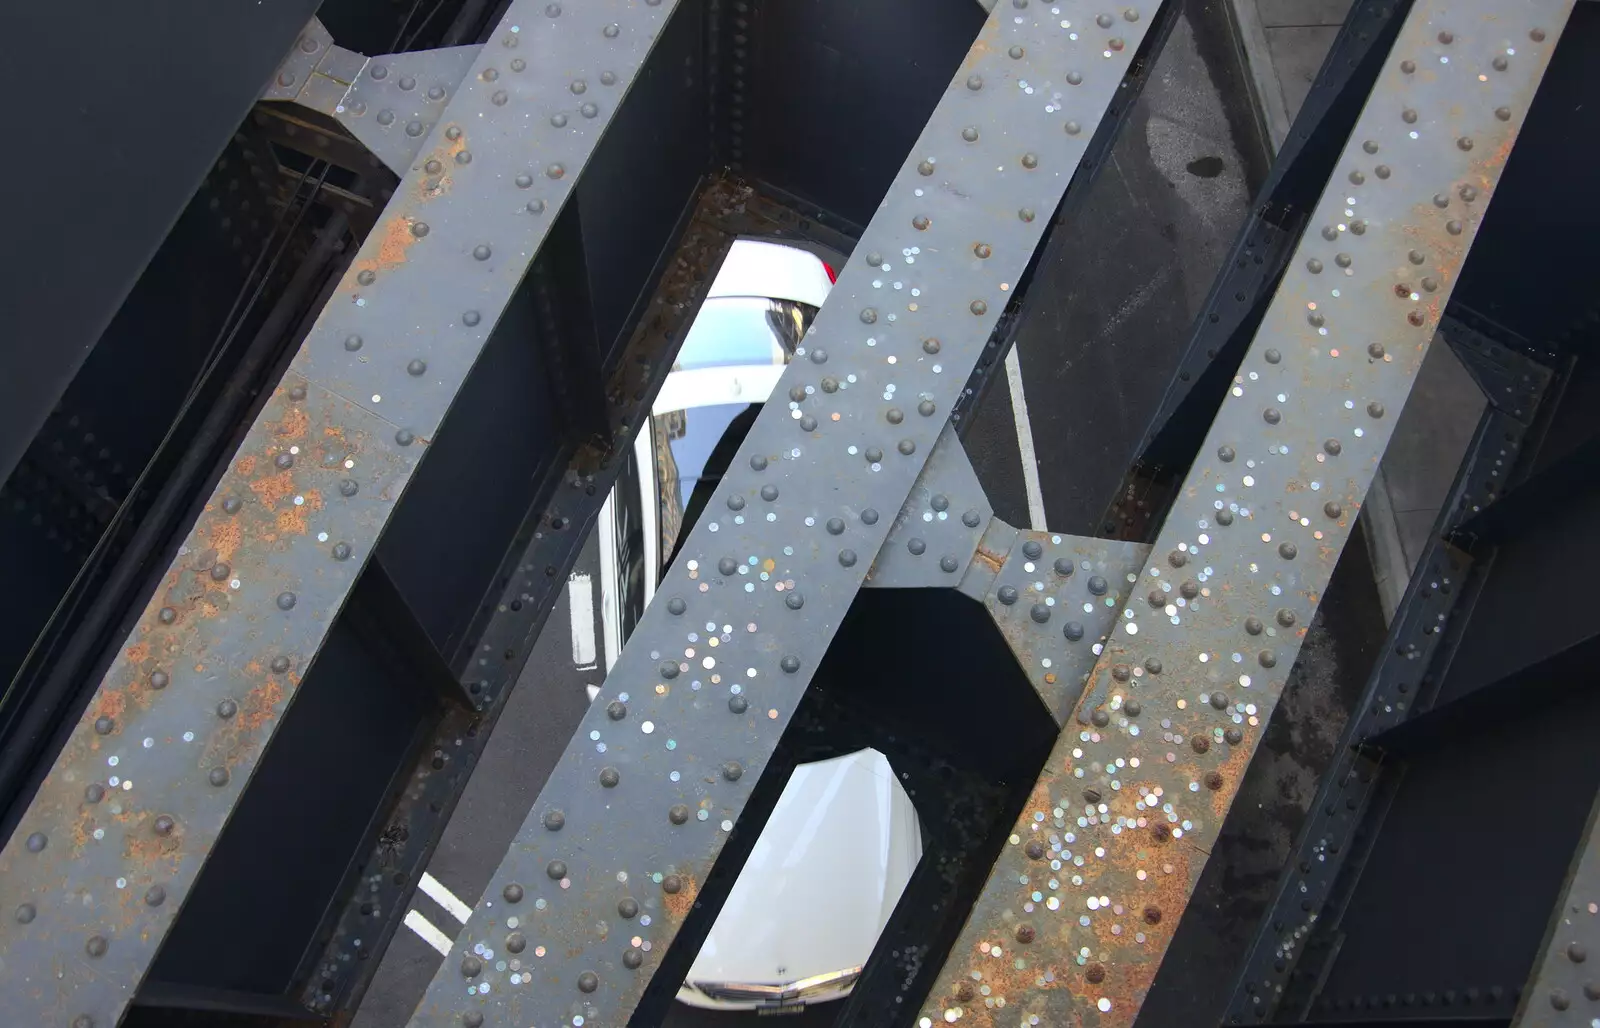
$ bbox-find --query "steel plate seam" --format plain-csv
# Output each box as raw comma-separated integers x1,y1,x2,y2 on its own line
404,3,1165,1025
0,2,683,1024
918,0,1573,1023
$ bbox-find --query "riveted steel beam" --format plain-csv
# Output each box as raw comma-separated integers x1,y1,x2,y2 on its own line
0,1,684,1024
405,2,1167,1023
918,0,1574,1024
1514,788,1600,1026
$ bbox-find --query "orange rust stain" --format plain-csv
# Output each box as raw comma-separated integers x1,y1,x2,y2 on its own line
236,455,257,477
94,688,128,724
206,517,243,564
276,507,310,537
125,640,150,665
238,677,287,736
275,405,310,443
347,215,421,285
663,873,699,923
250,469,296,511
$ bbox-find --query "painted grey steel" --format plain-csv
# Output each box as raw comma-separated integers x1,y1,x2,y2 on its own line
336,46,484,174
405,3,1162,1024
919,0,1573,1023
261,18,336,104
0,2,682,1024
866,425,993,590
982,531,1148,723
1514,789,1600,1026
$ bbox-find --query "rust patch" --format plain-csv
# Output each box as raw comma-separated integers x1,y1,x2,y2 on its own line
347,214,421,285
662,872,699,923
250,469,297,511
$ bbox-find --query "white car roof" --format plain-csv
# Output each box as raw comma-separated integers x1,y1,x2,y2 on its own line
707,239,833,308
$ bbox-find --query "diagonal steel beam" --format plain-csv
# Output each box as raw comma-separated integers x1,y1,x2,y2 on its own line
918,0,1574,1023
1514,787,1600,1026
405,2,1168,1024
0,2,684,1024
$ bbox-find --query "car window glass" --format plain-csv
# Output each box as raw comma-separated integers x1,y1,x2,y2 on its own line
673,298,811,371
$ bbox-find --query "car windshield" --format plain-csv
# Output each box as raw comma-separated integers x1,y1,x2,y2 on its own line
672,297,814,371
654,402,761,565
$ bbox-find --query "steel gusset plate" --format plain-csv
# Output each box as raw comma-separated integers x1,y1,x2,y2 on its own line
406,4,1162,1025
1514,789,1600,1026
918,1,1573,1024
0,1,681,1024
866,424,995,590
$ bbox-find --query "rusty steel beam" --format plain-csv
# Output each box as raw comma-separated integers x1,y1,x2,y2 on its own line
404,1,1169,1023
917,0,1575,1023
0,2,684,1024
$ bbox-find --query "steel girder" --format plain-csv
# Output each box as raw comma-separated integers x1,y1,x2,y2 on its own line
0,0,1577,1026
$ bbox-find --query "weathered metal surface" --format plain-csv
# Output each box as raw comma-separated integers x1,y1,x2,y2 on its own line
918,0,1572,1023
1514,789,1600,1026
406,2,1162,1024
866,426,994,590
261,18,336,104
1439,313,1551,422
983,532,1148,724
0,374,423,1026
336,47,484,175
0,0,683,1022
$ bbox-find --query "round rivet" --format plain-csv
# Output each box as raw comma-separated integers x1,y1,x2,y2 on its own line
1088,576,1108,596
1368,343,1385,359
276,592,297,611
461,956,481,978
1114,665,1132,682
618,897,638,917
1064,621,1085,641
624,947,644,969
1148,590,1166,609
1022,540,1043,560
1446,220,1463,236
1402,109,1417,124
578,972,600,993
1092,710,1110,727
667,597,686,616
145,885,166,906
1217,510,1234,526
1376,165,1390,179
760,484,779,502
998,585,1019,606
1401,59,1416,73
222,497,242,515
94,716,114,735
333,542,352,561
661,659,681,679
344,334,364,351
85,783,105,803
1495,107,1511,121
357,270,376,286
662,875,682,894
1277,608,1297,627
940,556,959,573
1030,604,1050,624
547,860,567,880
600,767,620,787
1126,699,1142,716
15,903,35,924
1016,925,1035,943
506,932,527,954
825,517,846,536
664,804,686,822
918,399,937,417
25,832,46,853
898,439,916,456
463,310,481,326
1022,153,1038,169
1067,71,1082,85
781,655,801,673
1026,839,1046,859
1054,558,1074,577
154,815,176,836
1065,120,1081,135
1324,501,1343,519
974,243,992,259
543,810,565,831
966,74,983,90
751,454,768,471
971,300,988,315
337,477,359,498
1211,692,1228,710
1192,736,1210,754
86,936,108,958
962,126,979,142
547,163,564,178
1180,580,1199,599
1259,650,1277,668
1245,616,1264,635
1217,445,1235,463
473,244,492,261
1551,990,1570,1011
1017,209,1034,223
1263,408,1281,425
1569,943,1587,963
1306,259,1322,274
963,510,982,528
1225,727,1244,745
274,452,294,471
1367,401,1385,418
218,699,237,718
1279,543,1297,560
785,592,804,610
862,508,879,525
209,767,229,787
729,695,749,714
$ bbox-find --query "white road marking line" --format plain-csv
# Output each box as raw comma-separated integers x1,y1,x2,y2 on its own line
567,573,597,669
418,871,473,925
1005,346,1048,531
586,684,601,702
403,909,454,956
596,492,622,672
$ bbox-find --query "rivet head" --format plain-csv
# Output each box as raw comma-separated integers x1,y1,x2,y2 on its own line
506,932,527,954
963,509,982,528
974,243,992,259
276,592,297,611
333,542,352,561
966,74,983,90
1400,59,1416,74
607,701,627,721
1016,924,1035,943
1030,604,1051,624
1495,107,1511,121
1113,664,1132,682
94,716,115,735
1217,510,1234,526
860,307,878,324
463,1012,484,1027
1147,590,1166,609
919,399,937,417
1022,540,1043,560
1324,501,1343,519
1279,543,1298,560
1010,44,1026,58
208,767,230,787
357,269,376,286
1088,575,1108,596
898,439,916,456
1087,963,1107,983
85,783,105,802
339,478,359,497
785,592,804,610
971,300,989,315
600,767,621,787
617,897,638,917
721,761,743,782
1192,735,1210,754
25,832,46,852
1402,109,1418,124
578,972,600,993
547,860,567,880
751,455,769,471
1263,407,1281,425
1065,120,1081,135
1125,699,1142,716
1092,709,1110,727
1217,445,1235,463
145,885,166,906
15,903,35,923
463,310,481,326
940,555,959,573
1531,27,1546,41
543,810,566,831
1211,692,1229,710
217,699,238,718
1276,608,1297,627
396,429,415,445
222,497,242,514
918,160,935,176
154,814,176,836
1259,650,1278,668
547,163,565,178
1446,220,1463,236
962,126,979,142
839,549,857,567
473,244,492,261
729,695,749,714
661,659,682,678
1568,942,1587,963
344,333,365,351
1016,209,1034,224
1367,401,1385,418
1551,989,1570,1010
159,606,177,623
461,956,481,978
760,484,780,502
1021,153,1038,169
862,508,879,525
667,597,686,615
86,935,108,958
1067,71,1082,85
1457,136,1473,151
1306,258,1323,274
826,517,846,535
997,585,1019,606
275,452,295,470
781,655,801,673
1225,727,1244,745
1245,616,1264,635
1025,839,1046,859
662,874,682,894
1064,621,1085,641
623,947,644,969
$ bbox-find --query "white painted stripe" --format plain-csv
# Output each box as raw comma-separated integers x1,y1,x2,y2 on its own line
596,492,622,672
403,909,453,956
418,871,473,925
567,574,597,668
586,683,601,702
633,425,659,611
1005,347,1048,531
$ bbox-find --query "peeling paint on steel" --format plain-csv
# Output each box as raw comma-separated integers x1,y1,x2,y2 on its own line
918,0,1572,1023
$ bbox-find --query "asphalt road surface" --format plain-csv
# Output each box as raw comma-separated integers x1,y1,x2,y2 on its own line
352,8,1260,1024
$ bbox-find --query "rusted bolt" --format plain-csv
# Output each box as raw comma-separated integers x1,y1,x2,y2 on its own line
1113,664,1132,681
1152,822,1172,841
1206,770,1225,790
1025,839,1047,859
1091,709,1110,727
1084,788,1103,805
1016,924,1035,943
1086,963,1107,984
1192,735,1210,754
663,874,683,894
1225,727,1244,745
1125,700,1142,717
957,981,977,1001
1143,906,1162,925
